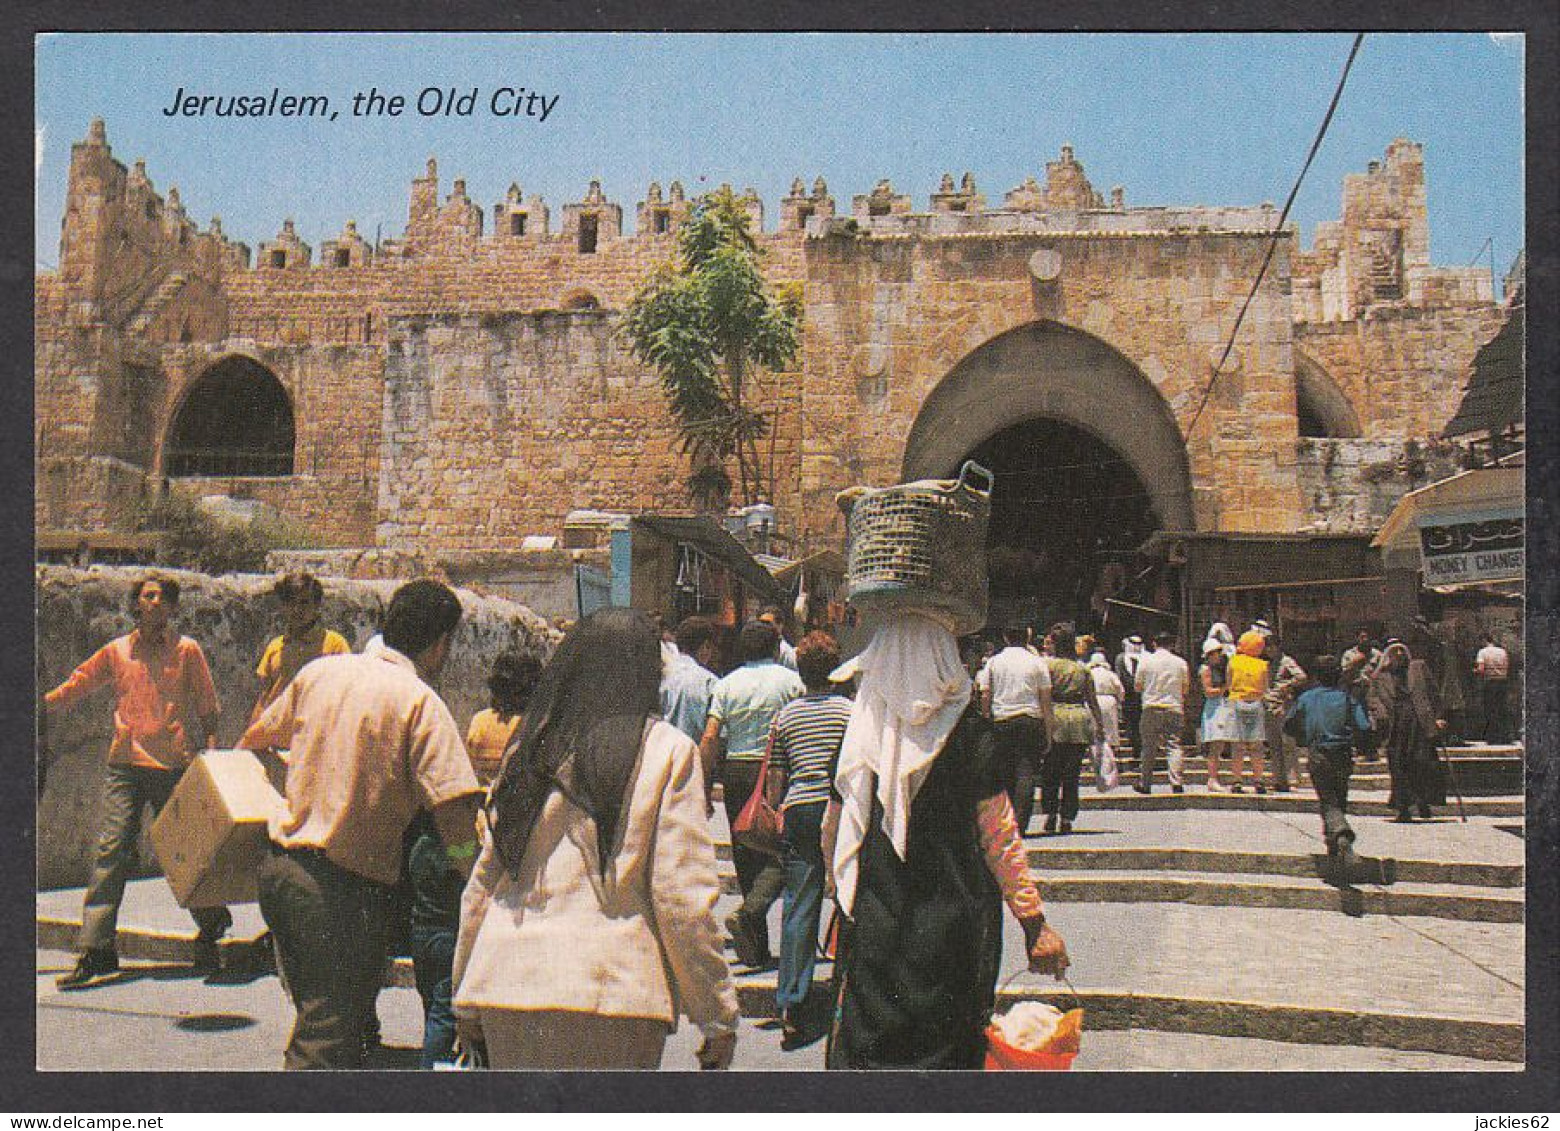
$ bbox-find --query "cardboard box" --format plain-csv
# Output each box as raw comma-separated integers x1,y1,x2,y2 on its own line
149,749,285,908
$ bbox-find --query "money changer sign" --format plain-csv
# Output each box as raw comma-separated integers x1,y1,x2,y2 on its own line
1418,508,1524,585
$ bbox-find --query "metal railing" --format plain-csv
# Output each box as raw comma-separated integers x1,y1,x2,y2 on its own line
163,447,293,477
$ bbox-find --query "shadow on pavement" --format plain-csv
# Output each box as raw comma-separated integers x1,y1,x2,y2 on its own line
175,1012,257,1032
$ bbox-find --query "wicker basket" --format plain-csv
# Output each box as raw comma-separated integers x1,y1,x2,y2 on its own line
837,461,994,635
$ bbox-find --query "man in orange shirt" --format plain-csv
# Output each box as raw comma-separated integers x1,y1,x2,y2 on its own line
43,576,233,988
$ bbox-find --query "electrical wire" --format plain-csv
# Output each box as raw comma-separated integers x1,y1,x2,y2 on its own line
1182,33,1366,442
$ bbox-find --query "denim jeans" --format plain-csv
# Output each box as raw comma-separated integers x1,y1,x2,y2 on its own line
776,800,827,1015
1305,744,1356,852
411,925,457,1068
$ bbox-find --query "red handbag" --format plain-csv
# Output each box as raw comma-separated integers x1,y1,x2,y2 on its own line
731,734,784,857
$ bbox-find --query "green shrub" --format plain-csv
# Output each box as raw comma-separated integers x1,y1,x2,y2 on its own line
135,492,318,575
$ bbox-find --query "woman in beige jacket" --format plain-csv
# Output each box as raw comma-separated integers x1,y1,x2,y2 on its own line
452,608,739,1070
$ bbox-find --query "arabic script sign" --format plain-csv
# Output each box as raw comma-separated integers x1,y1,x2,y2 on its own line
1418,508,1524,585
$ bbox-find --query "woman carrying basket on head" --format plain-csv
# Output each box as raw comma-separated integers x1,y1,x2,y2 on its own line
827,462,1070,1069
825,610,1070,1069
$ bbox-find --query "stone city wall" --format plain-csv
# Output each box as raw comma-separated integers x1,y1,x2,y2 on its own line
36,124,1504,561
1294,437,1467,534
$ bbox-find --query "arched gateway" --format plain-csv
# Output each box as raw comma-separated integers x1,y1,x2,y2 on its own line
163,355,296,478
902,321,1194,629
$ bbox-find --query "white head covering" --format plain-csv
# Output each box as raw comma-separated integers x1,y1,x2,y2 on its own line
1087,651,1109,669
830,610,972,917
1204,621,1236,658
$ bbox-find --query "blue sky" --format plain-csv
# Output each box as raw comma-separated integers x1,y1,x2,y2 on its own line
35,32,1524,275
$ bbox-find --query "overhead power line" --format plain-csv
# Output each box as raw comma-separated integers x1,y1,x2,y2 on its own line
1182,33,1366,441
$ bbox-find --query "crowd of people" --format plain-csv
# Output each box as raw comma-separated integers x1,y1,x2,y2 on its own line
41,577,1071,1071
38,566,1518,1071
957,615,1514,875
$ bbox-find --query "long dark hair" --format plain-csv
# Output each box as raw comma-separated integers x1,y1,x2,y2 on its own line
488,608,662,876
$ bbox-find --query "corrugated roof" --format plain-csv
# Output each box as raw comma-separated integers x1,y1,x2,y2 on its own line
1444,305,1524,438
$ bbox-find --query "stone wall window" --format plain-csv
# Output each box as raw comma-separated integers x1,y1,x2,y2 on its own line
578,215,598,254
795,205,814,229
164,356,296,477
868,201,891,217
653,210,670,235
269,249,287,269
511,212,527,236
332,248,350,268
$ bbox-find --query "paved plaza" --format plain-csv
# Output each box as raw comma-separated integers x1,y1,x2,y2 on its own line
36,779,1528,1073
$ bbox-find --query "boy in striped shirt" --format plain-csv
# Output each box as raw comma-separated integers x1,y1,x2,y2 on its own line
764,632,853,1046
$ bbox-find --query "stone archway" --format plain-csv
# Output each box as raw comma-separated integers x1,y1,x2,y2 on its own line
164,355,295,477
903,320,1195,529
1294,351,1362,438
902,321,1195,628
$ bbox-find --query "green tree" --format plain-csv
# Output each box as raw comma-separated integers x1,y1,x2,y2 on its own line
621,185,802,508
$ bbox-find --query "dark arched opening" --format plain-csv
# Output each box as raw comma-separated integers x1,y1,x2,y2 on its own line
1295,354,1362,438
966,417,1161,632
903,321,1195,633
164,357,295,477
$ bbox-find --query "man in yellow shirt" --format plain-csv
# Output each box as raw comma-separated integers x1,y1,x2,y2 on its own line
251,571,351,723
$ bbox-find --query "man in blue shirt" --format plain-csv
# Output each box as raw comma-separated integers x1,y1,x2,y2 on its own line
660,616,722,742
701,620,804,967
1286,654,1373,874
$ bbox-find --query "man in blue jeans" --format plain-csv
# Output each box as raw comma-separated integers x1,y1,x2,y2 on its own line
406,810,463,1067
702,620,804,968
1286,654,1373,877
765,632,853,1047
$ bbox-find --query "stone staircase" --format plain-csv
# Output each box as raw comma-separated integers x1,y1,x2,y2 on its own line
37,759,1527,1070
709,787,1527,1066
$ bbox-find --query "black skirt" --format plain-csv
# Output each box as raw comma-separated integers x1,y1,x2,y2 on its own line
827,709,1005,1070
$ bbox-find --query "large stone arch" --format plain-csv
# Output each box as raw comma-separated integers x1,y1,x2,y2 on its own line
1294,350,1362,438
902,320,1196,530
163,354,296,477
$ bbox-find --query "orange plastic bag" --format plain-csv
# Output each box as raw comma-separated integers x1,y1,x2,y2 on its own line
983,1007,1084,1071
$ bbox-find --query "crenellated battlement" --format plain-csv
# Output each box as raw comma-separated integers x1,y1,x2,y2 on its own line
51,126,1486,319
1293,139,1492,322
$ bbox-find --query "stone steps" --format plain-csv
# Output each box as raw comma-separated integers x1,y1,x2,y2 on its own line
1070,791,1524,816
1023,845,1523,887
1085,758,1522,795
722,975,1523,1063
710,865,1520,922
38,863,1525,1068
